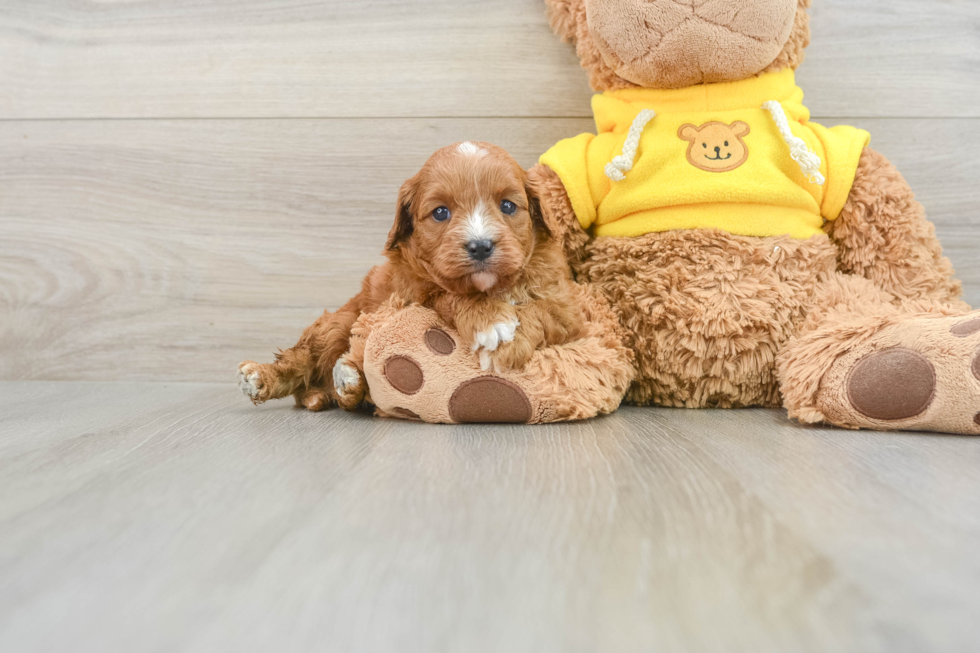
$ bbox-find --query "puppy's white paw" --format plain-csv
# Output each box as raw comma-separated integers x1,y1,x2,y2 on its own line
471,318,520,371
237,362,264,402
332,356,362,400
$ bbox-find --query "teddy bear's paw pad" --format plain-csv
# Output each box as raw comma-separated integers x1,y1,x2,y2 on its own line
448,377,532,424
952,316,980,338
425,328,456,356
384,355,424,395
846,348,937,421
390,407,422,421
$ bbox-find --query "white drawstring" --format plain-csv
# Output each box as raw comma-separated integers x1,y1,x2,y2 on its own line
604,109,656,182
762,101,825,185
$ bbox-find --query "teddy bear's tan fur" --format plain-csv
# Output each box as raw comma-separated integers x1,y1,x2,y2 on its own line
530,147,968,413
532,0,978,434
549,0,812,91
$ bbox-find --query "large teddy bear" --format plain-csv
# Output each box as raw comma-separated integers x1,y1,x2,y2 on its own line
352,0,980,434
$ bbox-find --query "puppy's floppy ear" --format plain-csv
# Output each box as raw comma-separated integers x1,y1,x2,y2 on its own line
524,165,554,240
385,174,420,251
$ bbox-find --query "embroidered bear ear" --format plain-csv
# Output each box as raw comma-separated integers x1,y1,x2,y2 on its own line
731,121,751,138
678,124,699,142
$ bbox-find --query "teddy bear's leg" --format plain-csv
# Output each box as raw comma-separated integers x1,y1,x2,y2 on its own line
778,273,979,434
827,147,967,308
360,295,633,424
362,307,535,423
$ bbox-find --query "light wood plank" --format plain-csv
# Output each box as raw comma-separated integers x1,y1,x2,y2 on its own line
1,0,978,120
1,382,979,652
797,0,980,118
1,118,977,382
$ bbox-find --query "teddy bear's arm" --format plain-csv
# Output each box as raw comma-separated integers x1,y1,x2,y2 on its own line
827,147,964,306
528,163,591,267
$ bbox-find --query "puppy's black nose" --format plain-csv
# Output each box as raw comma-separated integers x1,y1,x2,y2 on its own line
466,239,495,261
714,146,722,154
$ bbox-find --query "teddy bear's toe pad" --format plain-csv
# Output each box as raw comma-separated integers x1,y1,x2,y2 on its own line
390,407,422,421
846,348,936,421
425,328,456,356
384,356,424,395
952,317,980,337
448,377,532,424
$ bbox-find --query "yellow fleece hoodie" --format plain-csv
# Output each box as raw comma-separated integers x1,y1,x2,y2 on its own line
539,69,871,240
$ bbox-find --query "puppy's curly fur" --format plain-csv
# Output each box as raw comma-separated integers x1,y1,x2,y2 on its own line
238,142,583,410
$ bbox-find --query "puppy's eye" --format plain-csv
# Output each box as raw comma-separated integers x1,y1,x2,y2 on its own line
702,143,708,148
724,141,729,147
432,206,451,222
500,200,517,215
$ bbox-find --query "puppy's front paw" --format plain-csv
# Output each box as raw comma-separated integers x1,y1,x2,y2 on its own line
237,361,271,404
332,355,366,410
471,318,520,371
489,334,537,373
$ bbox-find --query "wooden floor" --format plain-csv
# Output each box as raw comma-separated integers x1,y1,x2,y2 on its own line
1,382,979,652
3,0,980,650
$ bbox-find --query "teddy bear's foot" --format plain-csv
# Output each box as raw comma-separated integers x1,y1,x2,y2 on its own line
357,299,633,424
812,313,980,434
365,316,534,424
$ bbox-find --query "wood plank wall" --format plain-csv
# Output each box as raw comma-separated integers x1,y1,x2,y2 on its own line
1,0,978,381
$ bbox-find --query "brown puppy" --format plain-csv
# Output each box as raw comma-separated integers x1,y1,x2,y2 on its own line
238,141,584,411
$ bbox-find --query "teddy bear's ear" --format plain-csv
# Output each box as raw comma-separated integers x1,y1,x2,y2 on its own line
546,0,586,44
763,0,812,74
678,124,699,142
732,121,751,138
386,174,420,251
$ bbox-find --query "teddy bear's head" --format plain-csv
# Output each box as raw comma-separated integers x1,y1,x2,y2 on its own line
546,0,811,91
